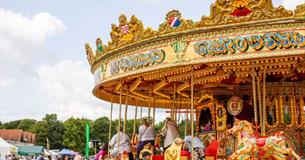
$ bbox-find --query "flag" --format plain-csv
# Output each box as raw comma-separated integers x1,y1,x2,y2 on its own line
85,122,90,160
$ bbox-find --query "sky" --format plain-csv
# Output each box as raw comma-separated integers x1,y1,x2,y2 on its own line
0,0,304,122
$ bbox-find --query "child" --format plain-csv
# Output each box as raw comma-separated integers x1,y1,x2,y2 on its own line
95,143,108,160
181,142,191,159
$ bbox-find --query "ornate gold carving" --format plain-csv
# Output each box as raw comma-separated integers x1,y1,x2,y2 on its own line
107,14,156,50
164,138,183,160
158,10,194,33
196,0,293,27
95,37,107,59
294,3,305,18
171,37,190,63
85,0,303,67
85,43,95,65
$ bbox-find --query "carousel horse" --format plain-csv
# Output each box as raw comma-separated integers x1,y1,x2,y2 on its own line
226,119,301,160
164,138,183,160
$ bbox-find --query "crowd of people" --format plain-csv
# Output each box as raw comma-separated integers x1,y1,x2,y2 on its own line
96,117,217,160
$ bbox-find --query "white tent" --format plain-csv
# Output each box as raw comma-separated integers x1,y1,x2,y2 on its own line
0,137,18,160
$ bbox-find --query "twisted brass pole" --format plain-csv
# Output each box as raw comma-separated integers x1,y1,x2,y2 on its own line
191,66,194,160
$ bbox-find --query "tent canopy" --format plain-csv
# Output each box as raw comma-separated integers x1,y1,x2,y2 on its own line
0,138,18,160
18,146,44,156
59,148,75,155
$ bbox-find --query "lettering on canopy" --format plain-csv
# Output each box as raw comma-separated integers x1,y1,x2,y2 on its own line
194,32,305,56
110,49,166,75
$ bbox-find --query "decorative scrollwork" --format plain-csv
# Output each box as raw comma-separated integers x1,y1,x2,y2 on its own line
85,0,304,67
85,43,95,65
196,0,293,27
158,10,194,33
295,3,305,18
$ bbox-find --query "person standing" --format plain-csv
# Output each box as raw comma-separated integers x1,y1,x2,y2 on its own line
136,118,154,159
161,117,180,150
109,126,133,160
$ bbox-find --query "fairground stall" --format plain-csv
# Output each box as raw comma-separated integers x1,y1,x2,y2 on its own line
85,0,305,159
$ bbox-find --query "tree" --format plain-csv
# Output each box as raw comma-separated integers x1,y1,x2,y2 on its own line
30,121,48,147
30,114,64,149
63,117,90,153
91,117,109,144
0,121,3,129
17,119,37,131
3,120,21,129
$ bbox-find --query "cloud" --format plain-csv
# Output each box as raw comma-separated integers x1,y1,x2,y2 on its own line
0,9,66,122
0,78,16,88
282,0,304,10
0,9,66,76
35,60,110,120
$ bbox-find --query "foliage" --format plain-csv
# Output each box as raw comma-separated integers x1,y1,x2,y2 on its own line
3,114,194,154
91,117,109,144
30,121,48,147
62,117,89,154
3,120,21,129
29,114,64,149
17,119,37,131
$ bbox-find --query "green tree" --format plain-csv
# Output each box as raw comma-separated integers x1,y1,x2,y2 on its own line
91,117,109,144
30,114,64,149
3,120,21,129
30,121,48,147
17,119,37,131
63,117,90,153
0,121,3,129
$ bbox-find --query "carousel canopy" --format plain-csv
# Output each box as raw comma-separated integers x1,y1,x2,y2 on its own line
85,0,305,108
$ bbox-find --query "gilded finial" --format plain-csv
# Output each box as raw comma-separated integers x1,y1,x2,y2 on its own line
85,43,95,65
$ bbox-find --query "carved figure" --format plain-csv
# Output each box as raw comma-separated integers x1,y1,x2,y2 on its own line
294,3,305,17
85,43,95,65
226,119,301,160
119,14,133,44
196,0,293,26
110,24,121,47
129,15,144,41
164,138,183,160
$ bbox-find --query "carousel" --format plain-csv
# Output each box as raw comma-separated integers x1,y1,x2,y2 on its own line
85,0,305,159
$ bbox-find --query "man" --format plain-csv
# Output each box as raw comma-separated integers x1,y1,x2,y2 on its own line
136,118,154,159
184,133,205,159
109,126,133,160
161,117,180,150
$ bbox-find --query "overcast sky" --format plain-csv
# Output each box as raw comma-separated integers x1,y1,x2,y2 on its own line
0,0,304,122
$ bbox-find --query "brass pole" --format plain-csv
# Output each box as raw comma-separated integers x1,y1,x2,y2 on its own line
152,99,156,127
184,108,188,138
123,90,129,133
108,97,113,156
257,73,262,134
148,84,152,122
148,101,151,122
252,67,258,131
174,83,177,123
133,100,138,135
140,105,143,124
262,68,266,136
117,85,123,151
191,66,194,160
